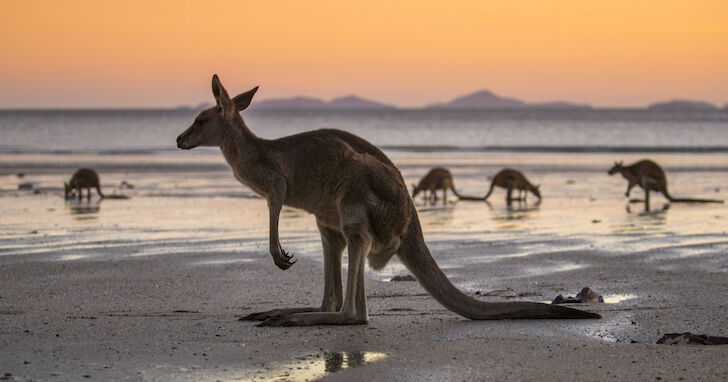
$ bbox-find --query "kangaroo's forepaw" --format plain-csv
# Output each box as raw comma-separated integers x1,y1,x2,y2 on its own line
273,249,296,270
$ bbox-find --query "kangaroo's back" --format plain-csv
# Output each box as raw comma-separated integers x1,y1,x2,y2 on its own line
417,168,454,189
492,169,527,188
629,160,667,191
69,168,101,188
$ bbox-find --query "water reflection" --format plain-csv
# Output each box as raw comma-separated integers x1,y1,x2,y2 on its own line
65,199,101,218
602,294,637,304
611,204,669,234
247,351,386,382
417,203,455,228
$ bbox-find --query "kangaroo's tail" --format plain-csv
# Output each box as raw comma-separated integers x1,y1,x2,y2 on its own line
455,182,495,201
669,197,723,203
96,186,105,198
396,212,600,320
664,190,722,204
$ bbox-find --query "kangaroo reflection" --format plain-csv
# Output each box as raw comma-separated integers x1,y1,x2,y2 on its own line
324,351,366,373
65,198,101,217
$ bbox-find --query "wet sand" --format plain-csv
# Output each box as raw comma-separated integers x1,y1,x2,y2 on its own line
1,151,728,381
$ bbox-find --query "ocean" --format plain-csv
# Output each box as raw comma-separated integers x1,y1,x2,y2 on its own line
1,108,727,154
1,108,727,285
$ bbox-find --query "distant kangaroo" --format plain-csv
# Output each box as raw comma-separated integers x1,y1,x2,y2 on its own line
176,75,598,326
608,159,723,211
412,167,461,205
459,169,541,205
64,168,104,201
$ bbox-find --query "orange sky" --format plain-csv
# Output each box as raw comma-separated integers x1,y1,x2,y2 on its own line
0,1,726,108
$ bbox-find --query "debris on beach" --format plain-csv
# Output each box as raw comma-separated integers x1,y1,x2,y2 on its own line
119,180,135,189
656,333,728,345
18,182,33,190
552,287,604,304
390,274,416,282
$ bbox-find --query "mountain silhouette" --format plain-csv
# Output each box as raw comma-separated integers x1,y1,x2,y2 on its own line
253,95,395,110
427,90,590,109
427,90,525,109
647,100,719,111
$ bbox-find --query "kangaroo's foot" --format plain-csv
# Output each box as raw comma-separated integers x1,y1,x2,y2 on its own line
239,307,320,321
271,248,296,270
256,311,367,327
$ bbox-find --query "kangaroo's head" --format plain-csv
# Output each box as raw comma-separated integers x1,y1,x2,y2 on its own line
411,183,422,198
608,161,624,175
176,74,259,150
532,185,541,200
64,182,72,199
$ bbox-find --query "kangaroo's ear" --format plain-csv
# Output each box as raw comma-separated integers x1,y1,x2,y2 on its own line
211,74,234,114
233,86,259,111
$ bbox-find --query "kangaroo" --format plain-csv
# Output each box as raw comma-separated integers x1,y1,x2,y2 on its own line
64,168,104,201
459,169,541,205
176,75,599,326
412,167,461,205
608,160,723,211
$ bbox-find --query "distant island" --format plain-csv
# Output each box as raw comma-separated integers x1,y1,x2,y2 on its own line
647,100,720,111
252,95,395,110
241,90,725,111
426,90,591,110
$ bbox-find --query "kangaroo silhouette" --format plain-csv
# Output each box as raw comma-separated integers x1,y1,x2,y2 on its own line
608,159,722,211
412,167,461,205
64,168,104,201
175,75,599,326
459,168,541,205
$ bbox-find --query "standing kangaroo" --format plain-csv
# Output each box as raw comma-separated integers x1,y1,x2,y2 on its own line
608,159,723,211
459,169,541,205
412,167,461,205
64,168,104,201
176,75,598,326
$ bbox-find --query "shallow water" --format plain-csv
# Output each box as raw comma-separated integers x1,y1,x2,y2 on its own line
1,151,726,287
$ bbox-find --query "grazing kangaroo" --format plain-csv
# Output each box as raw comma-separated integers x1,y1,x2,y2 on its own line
608,160,723,211
412,167,461,205
459,169,541,205
176,75,599,326
64,168,104,201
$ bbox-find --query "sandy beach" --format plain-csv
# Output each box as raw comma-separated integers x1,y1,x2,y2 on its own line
1,151,728,381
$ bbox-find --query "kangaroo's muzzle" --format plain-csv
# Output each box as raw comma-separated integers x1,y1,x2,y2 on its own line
176,133,190,150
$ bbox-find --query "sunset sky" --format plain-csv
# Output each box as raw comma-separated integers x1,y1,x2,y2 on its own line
1,1,726,108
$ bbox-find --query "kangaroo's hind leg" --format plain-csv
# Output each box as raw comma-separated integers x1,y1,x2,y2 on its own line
259,204,371,326
241,220,346,322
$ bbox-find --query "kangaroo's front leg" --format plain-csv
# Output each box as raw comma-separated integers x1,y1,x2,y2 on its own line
267,192,296,270
259,207,371,326
625,182,636,197
241,220,345,321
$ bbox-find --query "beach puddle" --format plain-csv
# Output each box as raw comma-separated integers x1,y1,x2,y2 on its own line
602,293,637,304
246,351,387,381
